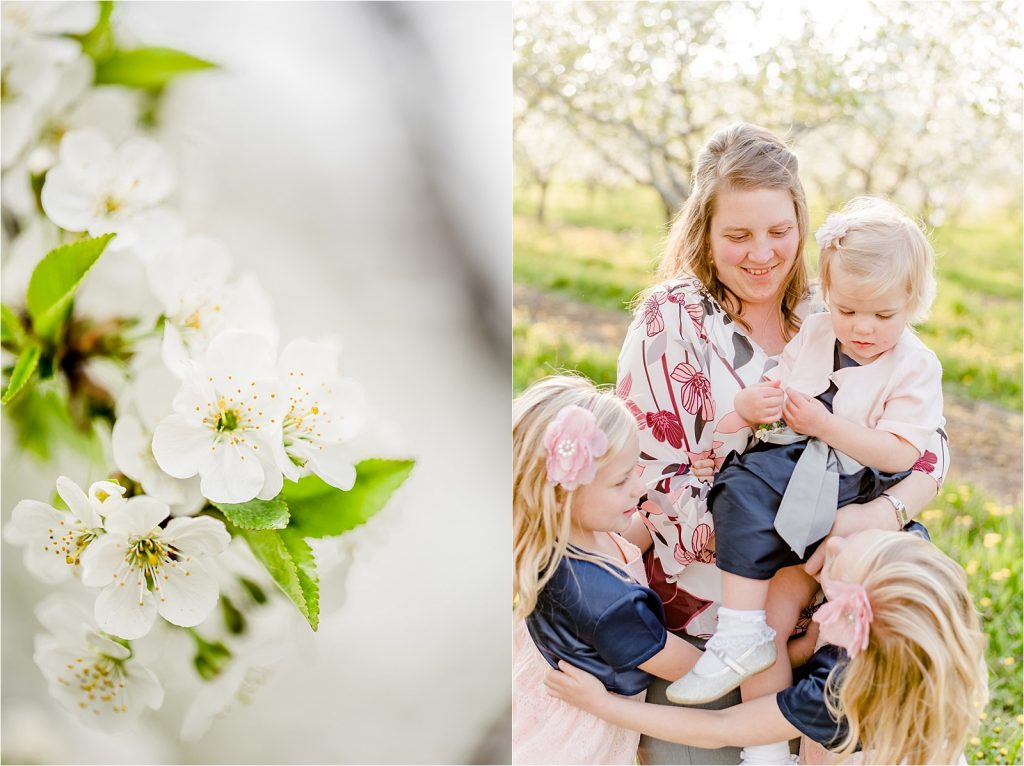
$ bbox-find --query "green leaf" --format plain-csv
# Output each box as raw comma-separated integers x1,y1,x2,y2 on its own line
211,496,290,530
232,526,319,631
95,47,217,90
2,342,41,405
283,459,415,539
26,234,115,341
1,304,27,349
281,529,319,631
74,1,115,64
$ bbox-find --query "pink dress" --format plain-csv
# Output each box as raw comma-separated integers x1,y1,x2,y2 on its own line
513,533,649,765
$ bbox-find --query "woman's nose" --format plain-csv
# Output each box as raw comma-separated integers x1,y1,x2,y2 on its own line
747,242,774,263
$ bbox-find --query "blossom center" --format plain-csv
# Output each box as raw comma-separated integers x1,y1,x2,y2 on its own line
127,536,170,571
216,408,240,433
102,195,122,215
57,653,130,717
44,522,98,567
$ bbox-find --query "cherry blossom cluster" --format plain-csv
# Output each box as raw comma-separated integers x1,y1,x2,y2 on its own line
1,2,389,737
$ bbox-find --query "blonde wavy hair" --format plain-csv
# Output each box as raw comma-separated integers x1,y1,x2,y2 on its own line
513,375,638,619
825,531,988,765
653,122,810,339
818,196,937,324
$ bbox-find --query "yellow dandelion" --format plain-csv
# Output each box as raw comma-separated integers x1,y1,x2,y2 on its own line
1017,714,1023,725
965,560,980,576
992,569,1011,581
957,515,974,528
945,492,958,503
980,711,988,720
975,752,985,760
1000,748,1009,756
980,597,992,608
983,532,1002,547
1001,657,1016,667
970,737,981,746
921,509,942,522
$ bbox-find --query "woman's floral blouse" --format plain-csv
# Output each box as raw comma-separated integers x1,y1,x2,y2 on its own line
616,277,949,637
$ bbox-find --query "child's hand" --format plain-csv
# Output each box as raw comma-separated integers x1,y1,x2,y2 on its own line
783,388,832,438
544,660,609,714
735,380,784,426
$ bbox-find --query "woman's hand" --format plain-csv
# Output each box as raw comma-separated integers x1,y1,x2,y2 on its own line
544,660,610,714
735,380,784,425
690,457,716,483
783,388,831,438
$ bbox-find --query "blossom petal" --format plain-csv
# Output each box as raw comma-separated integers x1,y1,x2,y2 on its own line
199,440,264,504
157,559,218,628
109,495,170,537
6,499,62,543
123,660,165,710
164,516,230,556
94,577,157,640
307,445,357,491
204,330,276,383
152,414,211,479
80,534,127,587
55,475,101,528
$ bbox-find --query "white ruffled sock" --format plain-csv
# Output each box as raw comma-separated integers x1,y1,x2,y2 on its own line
692,607,774,675
739,741,795,765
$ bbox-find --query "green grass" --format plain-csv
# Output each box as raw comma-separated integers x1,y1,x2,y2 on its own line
920,484,1023,765
513,317,619,393
514,181,1023,409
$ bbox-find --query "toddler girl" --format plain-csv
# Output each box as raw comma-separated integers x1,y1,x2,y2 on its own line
513,375,700,765
546,528,988,765
669,197,944,707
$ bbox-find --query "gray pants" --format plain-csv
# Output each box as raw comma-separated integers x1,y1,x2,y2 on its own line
637,633,798,765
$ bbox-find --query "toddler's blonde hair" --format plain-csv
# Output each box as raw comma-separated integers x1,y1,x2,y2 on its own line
513,375,638,619
818,196,937,323
825,531,988,765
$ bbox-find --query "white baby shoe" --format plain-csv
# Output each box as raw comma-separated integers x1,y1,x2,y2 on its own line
739,748,798,765
665,636,777,705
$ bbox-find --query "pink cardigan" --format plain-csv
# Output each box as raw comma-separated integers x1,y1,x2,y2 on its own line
766,312,943,455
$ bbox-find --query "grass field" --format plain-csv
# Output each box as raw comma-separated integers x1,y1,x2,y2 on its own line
514,180,1023,763
514,182,1023,409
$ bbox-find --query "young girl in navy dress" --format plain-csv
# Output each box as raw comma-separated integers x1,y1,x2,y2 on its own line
546,528,987,765
668,197,945,711
513,375,702,765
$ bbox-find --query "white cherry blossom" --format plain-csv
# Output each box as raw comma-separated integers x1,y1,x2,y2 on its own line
80,495,230,639
274,338,367,490
151,330,288,504
40,128,175,250
33,596,163,731
1,39,64,168
1,2,98,56
146,235,276,377
5,476,125,584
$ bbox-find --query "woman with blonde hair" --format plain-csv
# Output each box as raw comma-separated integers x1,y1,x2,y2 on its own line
513,375,701,764
545,528,988,765
617,123,951,764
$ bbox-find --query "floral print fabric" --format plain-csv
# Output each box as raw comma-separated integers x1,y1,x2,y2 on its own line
616,277,948,637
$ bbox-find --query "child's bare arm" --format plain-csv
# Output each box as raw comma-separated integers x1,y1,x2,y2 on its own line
545,661,802,748
783,389,919,472
638,633,700,681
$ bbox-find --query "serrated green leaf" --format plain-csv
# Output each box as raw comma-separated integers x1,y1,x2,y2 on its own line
1,304,27,349
281,529,319,631
2,342,41,405
283,458,415,539
232,526,319,631
26,234,115,341
211,496,290,530
95,47,217,90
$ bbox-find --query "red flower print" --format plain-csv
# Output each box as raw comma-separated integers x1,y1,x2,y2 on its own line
674,524,715,566
912,450,937,474
646,410,684,448
617,372,632,398
670,362,716,419
625,398,647,429
685,302,708,341
642,292,668,337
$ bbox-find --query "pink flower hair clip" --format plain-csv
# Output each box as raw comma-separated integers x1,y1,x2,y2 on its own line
813,575,874,657
543,405,609,490
815,212,850,251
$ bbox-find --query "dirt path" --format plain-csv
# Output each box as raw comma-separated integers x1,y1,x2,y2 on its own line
516,284,1023,506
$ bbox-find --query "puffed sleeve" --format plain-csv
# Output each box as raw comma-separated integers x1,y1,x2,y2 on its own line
592,589,668,672
776,645,848,749
616,279,763,581
876,349,944,454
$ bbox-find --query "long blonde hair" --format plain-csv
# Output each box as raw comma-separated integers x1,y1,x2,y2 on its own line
513,375,638,619
654,122,810,338
826,532,988,764
818,196,937,324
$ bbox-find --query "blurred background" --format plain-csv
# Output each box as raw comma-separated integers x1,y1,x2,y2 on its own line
2,2,511,763
513,2,1022,764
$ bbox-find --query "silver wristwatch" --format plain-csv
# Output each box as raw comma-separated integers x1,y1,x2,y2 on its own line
881,493,909,529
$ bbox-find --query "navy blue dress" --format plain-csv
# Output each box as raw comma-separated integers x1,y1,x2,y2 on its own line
711,344,911,580
526,548,668,696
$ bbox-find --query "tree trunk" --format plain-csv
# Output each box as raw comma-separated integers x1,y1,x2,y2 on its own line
536,179,550,224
